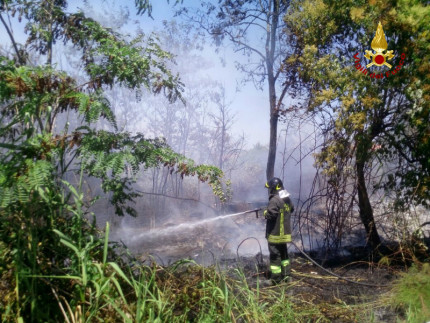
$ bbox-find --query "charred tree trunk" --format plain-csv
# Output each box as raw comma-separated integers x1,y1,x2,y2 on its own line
356,160,381,250
265,0,280,181
354,101,388,251
267,108,278,180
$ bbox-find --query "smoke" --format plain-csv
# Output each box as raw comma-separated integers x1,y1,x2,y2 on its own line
63,1,325,264
112,210,268,265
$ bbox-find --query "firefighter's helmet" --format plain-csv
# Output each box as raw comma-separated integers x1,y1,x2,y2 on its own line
265,177,284,193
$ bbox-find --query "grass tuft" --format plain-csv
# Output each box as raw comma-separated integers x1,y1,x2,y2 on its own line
389,262,430,323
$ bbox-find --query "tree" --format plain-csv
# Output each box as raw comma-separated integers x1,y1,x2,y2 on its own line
0,1,224,319
284,0,430,250
180,0,295,180
208,84,244,173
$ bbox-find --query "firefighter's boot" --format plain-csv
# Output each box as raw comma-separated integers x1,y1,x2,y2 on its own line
270,264,283,285
281,259,292,283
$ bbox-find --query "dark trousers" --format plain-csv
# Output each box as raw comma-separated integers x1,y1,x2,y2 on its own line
268,243,290,281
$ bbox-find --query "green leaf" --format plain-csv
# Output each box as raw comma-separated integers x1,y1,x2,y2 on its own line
108,262,132,287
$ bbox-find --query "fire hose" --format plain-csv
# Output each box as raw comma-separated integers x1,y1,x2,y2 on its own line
289,241,389,288
235,208,389,288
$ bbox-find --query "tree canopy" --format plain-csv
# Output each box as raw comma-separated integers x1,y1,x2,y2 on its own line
284,0,430,248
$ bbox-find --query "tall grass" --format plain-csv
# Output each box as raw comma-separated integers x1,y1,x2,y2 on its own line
389,263,430,323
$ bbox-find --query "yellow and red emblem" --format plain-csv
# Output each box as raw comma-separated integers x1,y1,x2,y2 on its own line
364,22,394,68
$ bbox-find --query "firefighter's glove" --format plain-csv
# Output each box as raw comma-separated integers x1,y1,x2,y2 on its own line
263,209,268,219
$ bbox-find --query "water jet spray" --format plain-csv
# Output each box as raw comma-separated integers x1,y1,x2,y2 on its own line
129,208,261,242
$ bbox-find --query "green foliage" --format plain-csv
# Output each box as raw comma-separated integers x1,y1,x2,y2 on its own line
6,0,182,98
50,224,139,322
390,263,430,322
0,0,225,321
0,56,117,136
75,129,225,215
285,0,430,205
63,13,184,100
284,0,430,248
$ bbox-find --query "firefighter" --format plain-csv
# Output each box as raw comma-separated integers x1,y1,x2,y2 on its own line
264,177,294,284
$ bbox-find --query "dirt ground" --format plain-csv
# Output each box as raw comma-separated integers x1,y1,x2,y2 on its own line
229,250,401,322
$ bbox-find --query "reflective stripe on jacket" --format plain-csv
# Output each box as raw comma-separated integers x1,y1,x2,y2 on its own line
265,193,294,244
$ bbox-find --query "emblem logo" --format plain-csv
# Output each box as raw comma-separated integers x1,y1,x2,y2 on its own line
353,21,405,80
364,22,394,68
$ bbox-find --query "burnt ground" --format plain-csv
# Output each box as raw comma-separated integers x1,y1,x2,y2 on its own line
218,249,403,322
131,244,403,321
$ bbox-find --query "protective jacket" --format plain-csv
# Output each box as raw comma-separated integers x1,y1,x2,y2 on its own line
265,190,294,244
